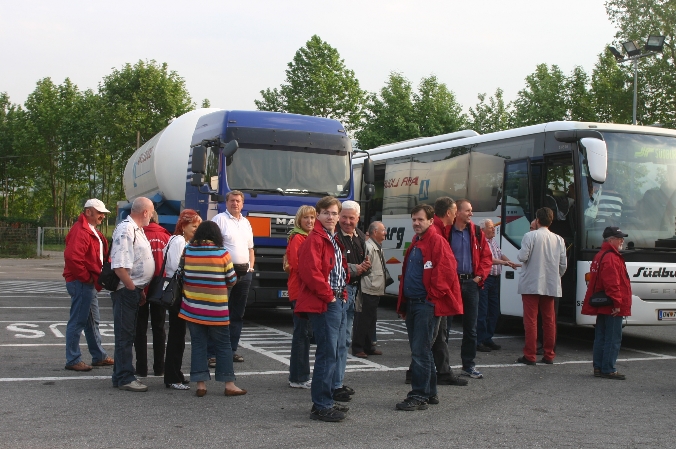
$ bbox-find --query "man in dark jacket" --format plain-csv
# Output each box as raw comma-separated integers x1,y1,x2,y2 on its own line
63,199,114,371
395,204,462,411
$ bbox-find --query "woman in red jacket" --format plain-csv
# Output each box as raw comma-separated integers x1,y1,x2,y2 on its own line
582,227,632,380
286,205,316,389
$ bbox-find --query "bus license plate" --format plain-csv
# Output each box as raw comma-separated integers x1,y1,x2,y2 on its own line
278,290,289,298
658,309,676,321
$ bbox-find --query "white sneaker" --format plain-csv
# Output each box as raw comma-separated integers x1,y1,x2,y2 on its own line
289,379,312,389
119,380,148,392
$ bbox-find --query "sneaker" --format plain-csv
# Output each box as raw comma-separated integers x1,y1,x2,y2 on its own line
208,357,216,368
396,397,429,411
428,395,439,405
600,371,626,380
461,367,484,379
485,341,502,350
340,385,355,395
289,380,312,389
594,367,601,378
476,344,492,352
333,389,352,402
118,380,148,392
437,374,469,386
516,356,536,366
310,405,345,422
65,361,92,372
91,357,114,367
333,403,350,413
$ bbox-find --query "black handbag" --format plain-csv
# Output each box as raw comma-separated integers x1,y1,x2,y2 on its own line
588,251,614,308
377,244,395,287
97,222,136,292
148,237,185,312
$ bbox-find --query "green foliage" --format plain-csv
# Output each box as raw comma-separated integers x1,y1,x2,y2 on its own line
355,73,466,150
590,49,633,123
512,64,568,126
567,66,596,121
468,88,512,134
201,98,211,108
255,35,366,132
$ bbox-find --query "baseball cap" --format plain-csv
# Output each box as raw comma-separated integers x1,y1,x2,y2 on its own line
602,226,628,239
84,198,110,213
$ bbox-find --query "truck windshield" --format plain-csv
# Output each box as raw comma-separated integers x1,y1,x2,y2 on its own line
225,147,351,197
581,132,676,249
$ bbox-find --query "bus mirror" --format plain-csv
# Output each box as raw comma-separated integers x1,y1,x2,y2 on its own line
581,137,607,184
222,140,239,158
191,173,204,187
192,146,207,174
363,183,375,201
363,157,375,185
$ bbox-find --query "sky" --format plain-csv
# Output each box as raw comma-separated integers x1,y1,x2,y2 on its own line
1,0,620,114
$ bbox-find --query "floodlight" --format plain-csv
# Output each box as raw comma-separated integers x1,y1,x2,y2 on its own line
608,46,624,60
622,41,641,57
645,35,665,52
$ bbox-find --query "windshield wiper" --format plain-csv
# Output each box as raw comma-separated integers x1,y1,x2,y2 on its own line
242,188,285,196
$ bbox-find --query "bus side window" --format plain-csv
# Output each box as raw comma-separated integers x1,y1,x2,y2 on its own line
502,160,532,249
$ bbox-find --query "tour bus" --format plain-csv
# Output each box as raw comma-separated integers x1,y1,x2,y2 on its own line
353,122,676,326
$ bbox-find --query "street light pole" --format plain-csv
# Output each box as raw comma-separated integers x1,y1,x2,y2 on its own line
632,58,638,125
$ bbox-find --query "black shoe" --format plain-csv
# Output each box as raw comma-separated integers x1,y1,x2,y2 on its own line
516,356,536,366
540,357,554,365
333,403,350,413
428,395,439,405
333,390,352,402
339,385,355,395
485,341,502,350
600,371,626,380
396,397,429,411
437,374,468,386
310,405,346,422
476,343,492,352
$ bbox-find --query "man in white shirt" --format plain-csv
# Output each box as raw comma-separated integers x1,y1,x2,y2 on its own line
516,207,567,365
211,190,255,362
111,197,155,392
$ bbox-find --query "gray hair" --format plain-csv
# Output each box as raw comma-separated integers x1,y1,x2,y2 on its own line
131,197,152,214
478,218,493,229
341,200,360,215
368,221,384,234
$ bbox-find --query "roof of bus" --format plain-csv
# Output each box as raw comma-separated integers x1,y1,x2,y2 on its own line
353,121,676,164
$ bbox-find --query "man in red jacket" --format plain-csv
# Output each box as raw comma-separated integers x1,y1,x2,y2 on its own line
395,204,462,411
449,199,493,379
63,199,114,371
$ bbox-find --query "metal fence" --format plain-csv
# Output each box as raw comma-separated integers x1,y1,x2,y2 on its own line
0,225,39,257
37,227,70,257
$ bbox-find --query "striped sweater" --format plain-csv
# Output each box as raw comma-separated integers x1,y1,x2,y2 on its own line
178,241,237,326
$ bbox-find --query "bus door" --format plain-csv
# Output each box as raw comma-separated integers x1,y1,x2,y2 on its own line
542,156,577,322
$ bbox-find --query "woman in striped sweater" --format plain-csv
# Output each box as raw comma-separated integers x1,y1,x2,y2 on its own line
179,221,247,397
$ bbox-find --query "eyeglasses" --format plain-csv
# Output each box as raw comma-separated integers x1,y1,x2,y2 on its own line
320,211,339,217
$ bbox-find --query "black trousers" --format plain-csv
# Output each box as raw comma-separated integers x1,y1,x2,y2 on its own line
134,301,166,376
163,308,187,384
351,293,380,354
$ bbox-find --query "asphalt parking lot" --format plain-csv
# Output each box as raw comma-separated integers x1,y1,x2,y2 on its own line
1,256,676,448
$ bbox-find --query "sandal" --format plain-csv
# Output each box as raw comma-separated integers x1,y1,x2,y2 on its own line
233,354,244,363
166,383,190,390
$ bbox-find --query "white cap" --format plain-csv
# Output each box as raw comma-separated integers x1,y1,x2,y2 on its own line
84,198,110,213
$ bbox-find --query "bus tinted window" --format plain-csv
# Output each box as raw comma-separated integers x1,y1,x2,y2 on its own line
502,160,531,248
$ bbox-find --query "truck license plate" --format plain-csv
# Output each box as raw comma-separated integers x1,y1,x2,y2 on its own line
658,309,676,321
278,290,289,298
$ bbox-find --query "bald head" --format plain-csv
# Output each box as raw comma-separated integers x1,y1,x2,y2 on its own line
130,197,154,227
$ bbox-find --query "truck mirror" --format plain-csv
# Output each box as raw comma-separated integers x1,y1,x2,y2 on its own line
580,137,607,184
192,146,207,174
363,183,375,201
191,173,204,187
363,157,374,185
222,140,239,158
210,193,225,203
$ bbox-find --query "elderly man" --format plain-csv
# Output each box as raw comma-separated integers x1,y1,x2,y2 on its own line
333,200,370,402
212,190,255,363
111,197,155,392
516,207,567,365
352,221,387,358
63,199,114,372
476,219,520,352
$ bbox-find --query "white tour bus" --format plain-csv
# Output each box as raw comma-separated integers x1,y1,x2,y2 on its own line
353,122,676,326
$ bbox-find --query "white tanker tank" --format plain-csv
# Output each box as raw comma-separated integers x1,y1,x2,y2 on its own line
123,108,222,203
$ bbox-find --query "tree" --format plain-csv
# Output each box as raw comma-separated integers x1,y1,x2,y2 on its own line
590,49,633,123
255,35,366,132
413,75,466,137
512,64,568,127
467,88,512,134
566,66,596,122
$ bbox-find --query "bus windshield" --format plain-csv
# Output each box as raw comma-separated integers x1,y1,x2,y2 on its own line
581,132,676,249
225,147,351,197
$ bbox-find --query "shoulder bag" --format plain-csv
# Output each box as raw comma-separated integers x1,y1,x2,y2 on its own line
377,243,394,287
148,237,185,312
588,251,614,307
97,222,136,292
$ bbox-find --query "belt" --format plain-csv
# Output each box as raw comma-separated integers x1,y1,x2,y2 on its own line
458,273,475,280
405,296,426,302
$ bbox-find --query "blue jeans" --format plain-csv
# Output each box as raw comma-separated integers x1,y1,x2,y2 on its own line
308,299,347,410
289,300,312,383
187,322,235,383
477,275,500,345
405,299,439,401
333,285,355,389
593,314,623,374
65,281,107,366
111,287,141,387
459,279,480,369
228,272,252,353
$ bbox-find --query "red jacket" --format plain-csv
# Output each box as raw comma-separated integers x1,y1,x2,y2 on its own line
581,242,632,317
449,220,493,288
433,215,451,240
63,213,109,291
286,233,307,301
295,226,349,315
396,225,463,318
143,222,172,277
